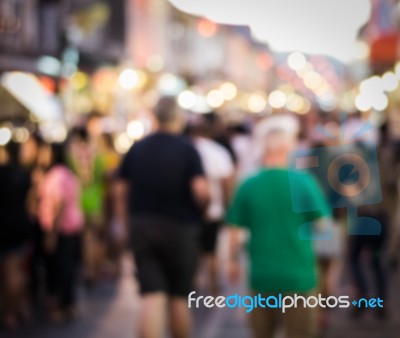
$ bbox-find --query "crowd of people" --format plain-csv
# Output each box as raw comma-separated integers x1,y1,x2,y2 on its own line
0,115,122,328
0,97,399,338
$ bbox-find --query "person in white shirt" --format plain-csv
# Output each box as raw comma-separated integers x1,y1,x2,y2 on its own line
188,115,235,295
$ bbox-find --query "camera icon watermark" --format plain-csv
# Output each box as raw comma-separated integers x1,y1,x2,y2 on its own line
288,126,382,238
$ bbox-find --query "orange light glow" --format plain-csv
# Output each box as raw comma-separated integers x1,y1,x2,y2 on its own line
197,18,218,38
39,76,56,93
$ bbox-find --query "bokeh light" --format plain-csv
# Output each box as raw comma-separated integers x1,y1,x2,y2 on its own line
219,82,237,101
127,120,145,140
0,127,12,146
268,90,286,109
248,93,267,113
178,90,197,109
118,69,139,90
287,52,307,71
158,73,186,95
381,72,398,92
114,133,133,154
146,55,164,72
206,89,224,108
197,18,218,38
355,94,371,112
12,127,30,143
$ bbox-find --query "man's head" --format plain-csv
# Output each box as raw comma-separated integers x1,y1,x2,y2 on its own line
155,96,186,134
262,128,297,168
258,115,299,168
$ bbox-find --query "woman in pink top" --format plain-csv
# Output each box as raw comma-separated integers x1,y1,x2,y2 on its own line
38,142,83,321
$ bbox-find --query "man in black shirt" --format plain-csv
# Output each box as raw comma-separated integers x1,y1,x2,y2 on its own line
117,96,209,338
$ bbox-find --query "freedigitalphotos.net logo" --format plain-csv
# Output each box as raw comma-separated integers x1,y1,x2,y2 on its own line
188,291,384,314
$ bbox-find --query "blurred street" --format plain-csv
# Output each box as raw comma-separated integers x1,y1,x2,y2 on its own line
1,236,400,338
2,1,400,338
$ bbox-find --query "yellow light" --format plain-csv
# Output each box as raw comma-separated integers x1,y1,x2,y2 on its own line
127,120,145,140
278,84,294,94
298,99,311,115
206,89,224,108
268,90,286,109
220,82,237,101
248,93,267,113
178,90,197,109
71,71,89,90
304,71,322,90
13,127,29,143
286,94,304,113
0,127,12,146
114,133,133,154
136,70,148,88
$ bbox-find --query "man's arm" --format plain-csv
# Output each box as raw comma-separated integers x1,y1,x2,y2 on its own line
191,176,210,210
221,174,235,207
114,179,129,229
228,227,245,284
226,181,248,284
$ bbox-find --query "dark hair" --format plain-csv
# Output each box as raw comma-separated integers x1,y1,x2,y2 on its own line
227,124,249,135
30,131,44,146
70,126,89,142
50,142,67,168
4,141,20,166
87,111,102,121
101,133,114,149
203,111,219,125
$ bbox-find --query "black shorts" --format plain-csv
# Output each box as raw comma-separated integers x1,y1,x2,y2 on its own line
200,220,222,254
130,216,200,297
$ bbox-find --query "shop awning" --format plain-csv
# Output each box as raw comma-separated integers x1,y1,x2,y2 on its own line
1,72,62,122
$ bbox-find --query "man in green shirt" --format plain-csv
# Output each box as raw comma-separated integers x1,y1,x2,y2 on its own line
227,122,331,338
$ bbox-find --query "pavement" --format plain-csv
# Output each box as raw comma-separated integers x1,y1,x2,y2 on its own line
1,243,399,338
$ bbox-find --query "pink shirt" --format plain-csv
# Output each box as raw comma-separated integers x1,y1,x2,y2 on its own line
39,165,83,235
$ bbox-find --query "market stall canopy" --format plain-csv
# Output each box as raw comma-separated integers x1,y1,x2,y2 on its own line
0,85,30,121
1,72,62,122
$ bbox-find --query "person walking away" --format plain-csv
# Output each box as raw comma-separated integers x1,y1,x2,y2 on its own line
228,117,331,338
189,115,235,296
116,96,209,338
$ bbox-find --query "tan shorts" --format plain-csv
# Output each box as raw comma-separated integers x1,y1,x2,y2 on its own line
249,291,318,338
